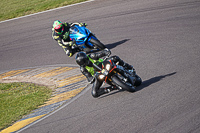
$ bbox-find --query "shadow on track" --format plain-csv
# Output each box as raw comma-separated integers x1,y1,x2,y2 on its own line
136,72,177,91
86,39,130,54
100,72,177,98
106,39,130,49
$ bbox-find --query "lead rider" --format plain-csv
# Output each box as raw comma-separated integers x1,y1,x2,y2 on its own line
52,20,87,57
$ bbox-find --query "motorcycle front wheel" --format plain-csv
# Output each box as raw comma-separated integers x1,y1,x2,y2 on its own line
111,74,135,92
89,37,106,50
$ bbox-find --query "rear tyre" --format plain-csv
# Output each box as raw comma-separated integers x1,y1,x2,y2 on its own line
112,74,135,92
89,37,106,50
134,75,142,87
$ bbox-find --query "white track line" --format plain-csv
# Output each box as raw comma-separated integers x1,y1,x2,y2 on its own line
0,0,95,24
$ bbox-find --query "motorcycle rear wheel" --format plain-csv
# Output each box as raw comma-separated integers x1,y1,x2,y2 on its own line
112,74,135,92
134,75,142,86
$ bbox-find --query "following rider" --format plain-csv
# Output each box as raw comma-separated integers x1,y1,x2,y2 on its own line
75,49,135,98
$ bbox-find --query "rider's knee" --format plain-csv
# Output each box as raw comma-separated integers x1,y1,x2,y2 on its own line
91,89,99,98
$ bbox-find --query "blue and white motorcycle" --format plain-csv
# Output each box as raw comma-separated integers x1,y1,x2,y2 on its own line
69,25,106,53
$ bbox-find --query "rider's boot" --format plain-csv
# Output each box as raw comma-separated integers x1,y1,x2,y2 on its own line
123,63,136,75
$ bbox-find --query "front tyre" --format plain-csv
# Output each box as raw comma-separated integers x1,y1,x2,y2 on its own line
89,37,106,50
112,74,135,92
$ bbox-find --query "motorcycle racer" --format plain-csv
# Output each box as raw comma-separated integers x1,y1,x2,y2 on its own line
75,49,135,98
52,20,87,57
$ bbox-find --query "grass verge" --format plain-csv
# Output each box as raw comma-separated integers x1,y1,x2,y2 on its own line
0,82,52,131
0,0,87,21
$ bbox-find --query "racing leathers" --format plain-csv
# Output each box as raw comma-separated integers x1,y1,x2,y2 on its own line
79,50,135,98
52,22,87,57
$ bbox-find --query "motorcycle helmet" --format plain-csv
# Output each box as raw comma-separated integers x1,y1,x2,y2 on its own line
75,52,90,67
53,20,64,34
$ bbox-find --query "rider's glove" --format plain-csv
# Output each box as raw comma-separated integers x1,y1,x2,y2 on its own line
80,23,87,27
66,48,81,57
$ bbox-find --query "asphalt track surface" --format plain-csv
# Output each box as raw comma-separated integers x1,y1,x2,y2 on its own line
0,0,200,132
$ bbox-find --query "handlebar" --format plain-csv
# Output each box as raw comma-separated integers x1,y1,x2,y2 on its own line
92,63,102,71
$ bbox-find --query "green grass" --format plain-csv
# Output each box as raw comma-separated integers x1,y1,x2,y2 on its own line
0,82,52,130
0,0,87,21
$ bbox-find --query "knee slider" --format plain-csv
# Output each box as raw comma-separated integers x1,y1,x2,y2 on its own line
91,90,99,98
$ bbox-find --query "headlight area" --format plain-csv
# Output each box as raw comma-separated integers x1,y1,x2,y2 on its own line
105,64,111,71
98,74,105,80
